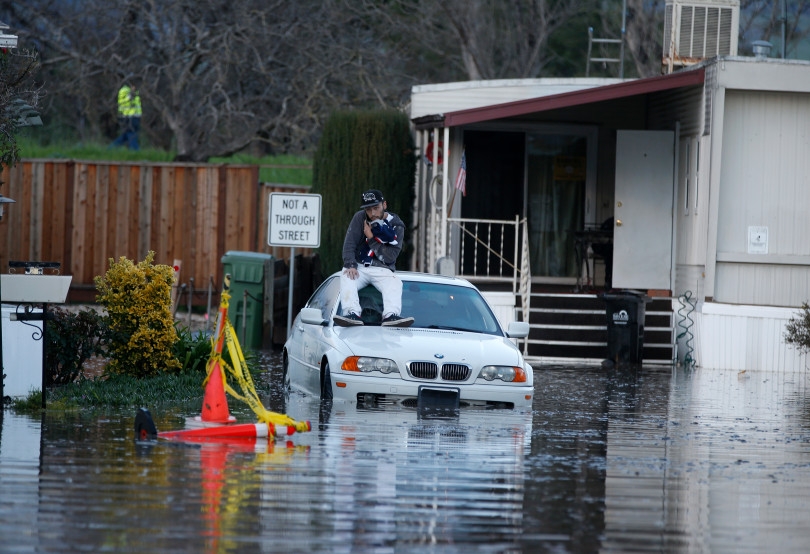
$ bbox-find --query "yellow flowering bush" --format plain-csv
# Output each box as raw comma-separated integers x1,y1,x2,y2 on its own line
94,251,181,377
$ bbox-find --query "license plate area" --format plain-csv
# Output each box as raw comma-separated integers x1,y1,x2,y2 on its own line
417,386,460,410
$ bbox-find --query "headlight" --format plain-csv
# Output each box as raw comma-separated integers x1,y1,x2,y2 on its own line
478,365,527,383
342,356,399,374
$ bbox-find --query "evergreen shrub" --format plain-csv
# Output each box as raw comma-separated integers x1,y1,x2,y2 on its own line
312,109,416,273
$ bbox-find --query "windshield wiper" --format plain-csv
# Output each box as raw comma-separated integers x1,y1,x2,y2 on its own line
425,324,477,333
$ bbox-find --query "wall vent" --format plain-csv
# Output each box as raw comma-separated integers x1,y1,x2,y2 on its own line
663,0,739,74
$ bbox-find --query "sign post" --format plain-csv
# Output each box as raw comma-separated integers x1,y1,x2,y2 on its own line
267,193,322,339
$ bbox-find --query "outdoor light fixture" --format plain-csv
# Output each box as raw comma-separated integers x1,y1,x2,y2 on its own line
0,194,16,220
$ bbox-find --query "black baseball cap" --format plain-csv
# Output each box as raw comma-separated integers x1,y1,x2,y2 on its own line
360,189,385,208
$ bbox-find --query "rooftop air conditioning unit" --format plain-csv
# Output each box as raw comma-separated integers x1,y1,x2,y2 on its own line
663,0,739,74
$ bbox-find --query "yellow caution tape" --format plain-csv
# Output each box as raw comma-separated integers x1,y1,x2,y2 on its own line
205,292,310,435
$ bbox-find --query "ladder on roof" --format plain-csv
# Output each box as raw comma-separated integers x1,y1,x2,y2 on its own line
586,28,625,77
585,0,627,78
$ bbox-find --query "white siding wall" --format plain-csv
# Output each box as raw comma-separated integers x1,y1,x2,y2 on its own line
715,90,810,306
672,133,713,314
676,135,712,268
647,84,710,300
647,84,704,135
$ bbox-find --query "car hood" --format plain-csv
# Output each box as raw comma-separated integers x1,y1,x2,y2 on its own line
335,327,524,367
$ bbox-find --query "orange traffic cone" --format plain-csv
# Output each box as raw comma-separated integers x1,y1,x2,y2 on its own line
200,361,236,424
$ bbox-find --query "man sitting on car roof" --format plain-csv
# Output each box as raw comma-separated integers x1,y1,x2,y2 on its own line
333,189,414,328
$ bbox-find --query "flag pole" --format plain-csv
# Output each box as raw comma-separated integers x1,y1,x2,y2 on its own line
440,127,450,260
447,147,466,218
446,187,458,218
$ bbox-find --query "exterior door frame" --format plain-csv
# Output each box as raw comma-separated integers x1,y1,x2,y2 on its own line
461,121,599,284
463,121,599,226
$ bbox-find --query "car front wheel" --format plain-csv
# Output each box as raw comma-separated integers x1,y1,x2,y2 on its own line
321,359,333,401
282,351,290,389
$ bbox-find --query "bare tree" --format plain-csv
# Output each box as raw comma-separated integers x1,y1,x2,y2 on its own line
0,47,42,170
739,0,810,57
8,0,415,161
624,0,667,78
352,0,593,81
590,1,810,79
10,1,807,162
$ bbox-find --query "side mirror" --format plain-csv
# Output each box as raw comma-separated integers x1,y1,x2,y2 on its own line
506,321,530,339
299,307,326,325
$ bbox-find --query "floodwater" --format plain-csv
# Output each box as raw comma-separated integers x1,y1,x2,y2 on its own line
2,356,810,554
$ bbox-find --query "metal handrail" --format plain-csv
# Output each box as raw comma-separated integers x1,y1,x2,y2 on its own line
446,216,532,354
448,216,521,284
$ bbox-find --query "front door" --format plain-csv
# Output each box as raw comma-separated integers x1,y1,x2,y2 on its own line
612,130,674,290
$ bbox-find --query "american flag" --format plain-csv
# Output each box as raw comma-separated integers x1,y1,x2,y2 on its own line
454,149,467,196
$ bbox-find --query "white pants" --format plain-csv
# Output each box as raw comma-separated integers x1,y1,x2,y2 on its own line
340,266,403,318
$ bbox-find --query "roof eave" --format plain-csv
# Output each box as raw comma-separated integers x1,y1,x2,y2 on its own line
417,68,707,128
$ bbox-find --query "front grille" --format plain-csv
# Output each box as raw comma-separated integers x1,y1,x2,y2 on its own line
407,361,471,381
408,361,438,379
440,364,471,381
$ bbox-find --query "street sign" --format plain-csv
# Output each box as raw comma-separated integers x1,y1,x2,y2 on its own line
267,192,321,248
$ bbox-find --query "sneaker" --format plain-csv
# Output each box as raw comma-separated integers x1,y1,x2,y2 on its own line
381,314,414,327
334,313,364,326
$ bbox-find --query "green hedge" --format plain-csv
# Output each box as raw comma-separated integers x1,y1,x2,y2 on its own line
312,110,416,273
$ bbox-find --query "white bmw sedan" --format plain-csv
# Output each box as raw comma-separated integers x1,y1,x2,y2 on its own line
283,271,534,409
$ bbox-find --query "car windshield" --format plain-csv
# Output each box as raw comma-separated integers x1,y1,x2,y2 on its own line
347,280,503,335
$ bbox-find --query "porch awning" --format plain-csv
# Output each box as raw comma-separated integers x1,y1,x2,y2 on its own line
412,67,706,130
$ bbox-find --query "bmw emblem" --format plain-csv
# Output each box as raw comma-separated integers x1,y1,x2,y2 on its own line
434,353,444,359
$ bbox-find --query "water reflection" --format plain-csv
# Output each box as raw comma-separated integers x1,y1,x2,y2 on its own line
0,411,42,551
2,361,810,552
602,367,810,553
313,401,532,551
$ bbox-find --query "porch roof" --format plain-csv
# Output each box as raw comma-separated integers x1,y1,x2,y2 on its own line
412,67,706,130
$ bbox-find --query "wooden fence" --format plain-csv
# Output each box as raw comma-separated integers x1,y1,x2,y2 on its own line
0,159,313,301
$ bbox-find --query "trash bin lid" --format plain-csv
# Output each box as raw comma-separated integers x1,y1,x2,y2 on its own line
221,250,275,264
600,289,650,303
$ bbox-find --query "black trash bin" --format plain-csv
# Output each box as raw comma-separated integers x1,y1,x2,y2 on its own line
601,290,650,367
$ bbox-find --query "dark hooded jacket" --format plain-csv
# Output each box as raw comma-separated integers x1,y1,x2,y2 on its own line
341,210,405,271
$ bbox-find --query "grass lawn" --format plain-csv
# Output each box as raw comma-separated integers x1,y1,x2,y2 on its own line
15,136,312,186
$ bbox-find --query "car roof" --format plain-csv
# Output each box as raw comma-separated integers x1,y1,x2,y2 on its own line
327,270,478,289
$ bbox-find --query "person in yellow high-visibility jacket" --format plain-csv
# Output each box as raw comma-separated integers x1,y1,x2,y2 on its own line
111,83,142,150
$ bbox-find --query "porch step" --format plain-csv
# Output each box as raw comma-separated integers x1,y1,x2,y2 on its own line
519,291,675,366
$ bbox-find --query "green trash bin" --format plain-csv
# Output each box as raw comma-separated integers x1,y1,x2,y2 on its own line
221,251,275,349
